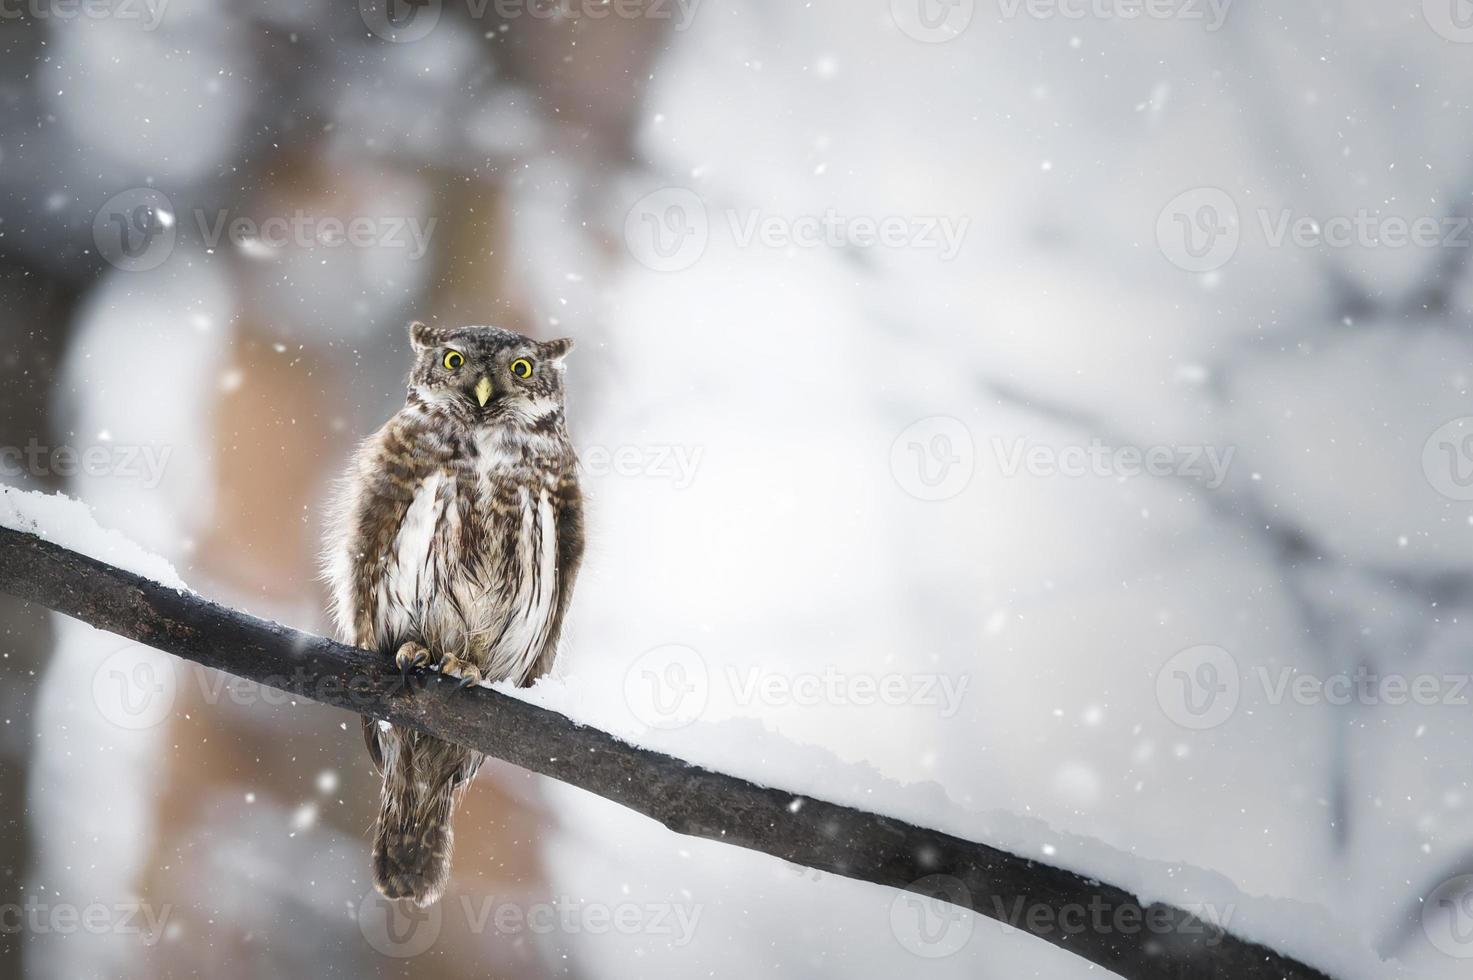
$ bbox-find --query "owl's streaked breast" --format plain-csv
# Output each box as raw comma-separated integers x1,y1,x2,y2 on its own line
375,455,558,684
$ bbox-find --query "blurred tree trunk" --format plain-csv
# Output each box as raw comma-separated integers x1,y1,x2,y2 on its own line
0,258,80,980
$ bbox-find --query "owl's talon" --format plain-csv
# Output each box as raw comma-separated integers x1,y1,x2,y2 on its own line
394,642,433,674
436,655,484,690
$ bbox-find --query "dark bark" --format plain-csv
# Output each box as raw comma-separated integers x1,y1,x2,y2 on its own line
0,524,1337,980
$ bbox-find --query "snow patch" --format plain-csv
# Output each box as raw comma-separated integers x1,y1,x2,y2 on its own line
0,485,187,591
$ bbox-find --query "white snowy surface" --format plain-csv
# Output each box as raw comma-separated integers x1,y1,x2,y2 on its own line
0,485,187,591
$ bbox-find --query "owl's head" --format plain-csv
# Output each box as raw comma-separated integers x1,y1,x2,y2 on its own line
406,321,574,425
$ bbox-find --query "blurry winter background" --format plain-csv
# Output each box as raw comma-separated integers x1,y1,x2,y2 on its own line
1,0,1472,976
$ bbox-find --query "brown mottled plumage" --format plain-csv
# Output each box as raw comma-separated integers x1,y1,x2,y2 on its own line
324,320,583,907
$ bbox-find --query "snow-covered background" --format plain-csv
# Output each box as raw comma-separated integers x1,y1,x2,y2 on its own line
1,0,1471,977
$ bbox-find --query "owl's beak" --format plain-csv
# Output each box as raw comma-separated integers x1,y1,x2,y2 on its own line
474,377,493,407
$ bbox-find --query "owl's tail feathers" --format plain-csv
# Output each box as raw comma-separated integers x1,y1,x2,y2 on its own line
372,767,457,907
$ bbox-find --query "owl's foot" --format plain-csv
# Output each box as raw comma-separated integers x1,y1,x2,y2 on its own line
437,654,485,691
394,642,433,677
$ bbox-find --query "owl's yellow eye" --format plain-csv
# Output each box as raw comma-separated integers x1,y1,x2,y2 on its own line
443,350,464,371
510,358,534,379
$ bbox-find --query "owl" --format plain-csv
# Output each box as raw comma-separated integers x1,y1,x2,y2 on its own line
324,320,584,907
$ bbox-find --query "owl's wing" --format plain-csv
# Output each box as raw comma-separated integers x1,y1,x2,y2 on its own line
523,474,584,684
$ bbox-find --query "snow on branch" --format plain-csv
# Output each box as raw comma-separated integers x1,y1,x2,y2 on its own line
0,522,1338,980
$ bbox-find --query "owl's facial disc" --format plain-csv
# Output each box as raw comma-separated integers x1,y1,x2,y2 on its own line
406,322,573,426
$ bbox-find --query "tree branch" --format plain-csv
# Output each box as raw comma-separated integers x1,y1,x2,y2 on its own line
0,524,1336,980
